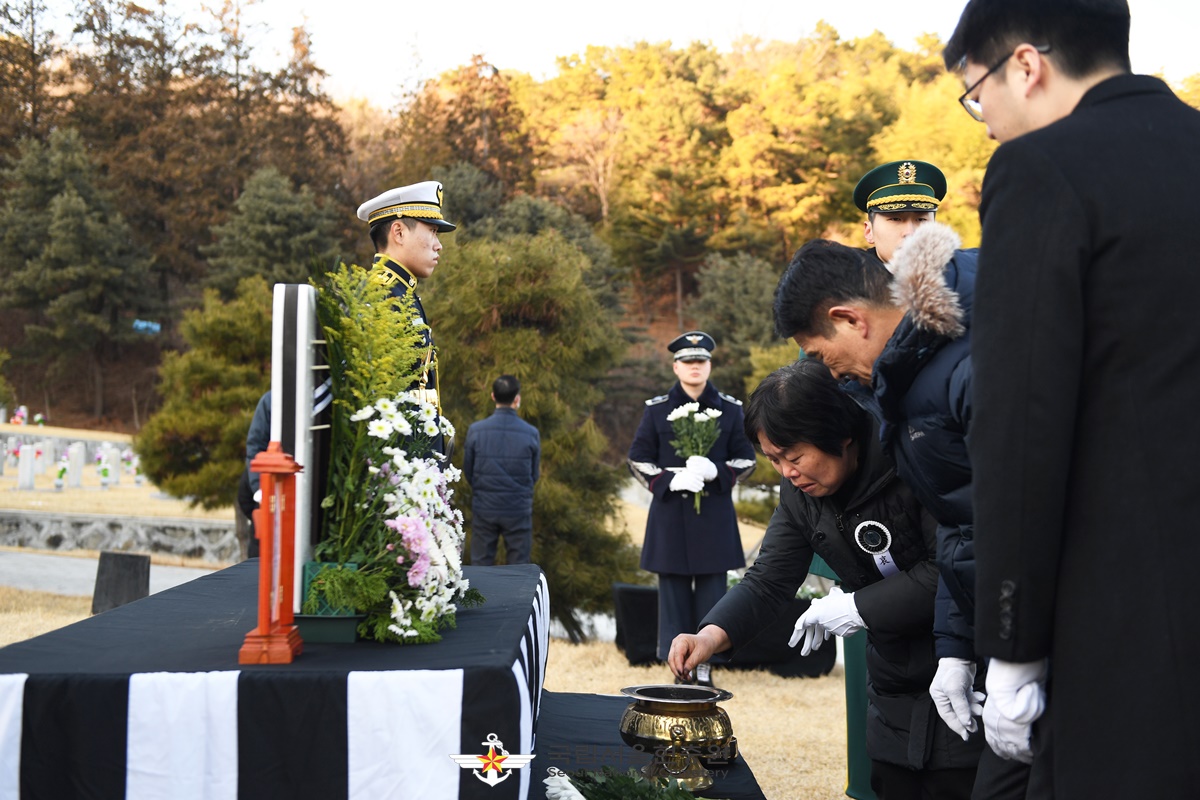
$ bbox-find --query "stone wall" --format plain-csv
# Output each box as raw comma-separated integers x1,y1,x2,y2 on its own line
0,510,239,564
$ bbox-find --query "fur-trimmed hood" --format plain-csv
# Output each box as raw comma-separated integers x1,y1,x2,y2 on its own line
889,222,975,339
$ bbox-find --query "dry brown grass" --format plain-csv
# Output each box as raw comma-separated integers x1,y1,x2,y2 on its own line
0,585,91,647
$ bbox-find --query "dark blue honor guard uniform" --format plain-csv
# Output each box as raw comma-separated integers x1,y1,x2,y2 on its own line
357,181,456,457
627,332,757,672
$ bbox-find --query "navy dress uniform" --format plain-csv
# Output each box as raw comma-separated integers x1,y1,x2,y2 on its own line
627,332,757,672
357,181,456,454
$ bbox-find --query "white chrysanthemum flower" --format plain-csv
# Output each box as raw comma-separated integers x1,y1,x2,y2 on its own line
702,408,723,420
393,416,413,437
367,418,393,439
443,464,462,483
667,401,700,421
418,403,437,422
376,398,397,415
350,406,375,422
544,772,586,800
422,419,440,437
439,416,456,437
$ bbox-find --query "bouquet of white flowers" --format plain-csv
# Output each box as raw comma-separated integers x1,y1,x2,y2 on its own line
666,401,722,514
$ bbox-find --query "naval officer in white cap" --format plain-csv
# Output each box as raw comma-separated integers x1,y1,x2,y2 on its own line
357,181,457,454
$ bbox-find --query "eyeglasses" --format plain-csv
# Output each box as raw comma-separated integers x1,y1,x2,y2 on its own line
958,44,1051,122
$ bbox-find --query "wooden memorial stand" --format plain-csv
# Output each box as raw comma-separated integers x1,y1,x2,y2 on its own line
238,441,304,664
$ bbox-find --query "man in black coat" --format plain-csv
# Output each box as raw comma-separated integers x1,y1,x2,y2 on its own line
670,360,981,797
463,375,540,565
945,1,1200,794
627,331,757,684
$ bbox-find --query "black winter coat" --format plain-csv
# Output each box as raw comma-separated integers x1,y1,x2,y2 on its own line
846,225,979,660
701,428,982,770
971,74,1200,797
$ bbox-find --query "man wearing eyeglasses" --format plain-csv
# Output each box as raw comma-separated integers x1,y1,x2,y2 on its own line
945,1,1200,796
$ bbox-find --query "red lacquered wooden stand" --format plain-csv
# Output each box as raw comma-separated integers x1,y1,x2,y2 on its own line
239,441,304,664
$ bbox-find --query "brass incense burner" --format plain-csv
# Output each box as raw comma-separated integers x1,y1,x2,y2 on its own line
618,684,738,791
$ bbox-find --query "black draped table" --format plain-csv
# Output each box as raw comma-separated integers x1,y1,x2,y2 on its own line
0,560,549,800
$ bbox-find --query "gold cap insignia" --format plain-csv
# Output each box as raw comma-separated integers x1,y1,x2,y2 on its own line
686,335,703,344
897,162,917,184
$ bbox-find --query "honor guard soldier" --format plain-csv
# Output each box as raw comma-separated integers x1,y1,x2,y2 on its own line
357,181,457,455
627,331,757,687
854,160,948,270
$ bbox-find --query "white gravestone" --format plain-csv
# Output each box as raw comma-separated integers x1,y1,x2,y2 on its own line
16,445,35,490
68,442,86,488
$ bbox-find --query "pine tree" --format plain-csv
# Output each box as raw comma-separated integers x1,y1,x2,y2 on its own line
203,166,342,299
0,128,154,417
134,276,272,508
685,251,783,397
427,229,642,640
0,0,62,159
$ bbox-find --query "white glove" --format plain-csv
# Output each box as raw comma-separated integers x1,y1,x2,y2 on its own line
787,586,864,655
685,455,718,482
668,469,705,493
982,658,1047,764
930,657,985,741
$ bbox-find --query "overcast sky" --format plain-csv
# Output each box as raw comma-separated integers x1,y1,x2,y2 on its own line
231,0,1196,109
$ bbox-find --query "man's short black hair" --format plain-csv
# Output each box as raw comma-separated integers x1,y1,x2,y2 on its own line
773,239,894,340
493,374,520,405
743,359,869,457
369,216,419,252
944,0,1131,78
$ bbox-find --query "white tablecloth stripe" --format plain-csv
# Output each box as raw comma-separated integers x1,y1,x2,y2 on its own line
347,669,463,800
0,674,26,800
126,671,240,800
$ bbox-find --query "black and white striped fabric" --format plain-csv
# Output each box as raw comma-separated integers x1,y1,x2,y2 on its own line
0,562,549,799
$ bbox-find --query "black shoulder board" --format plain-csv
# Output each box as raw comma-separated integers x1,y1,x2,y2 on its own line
644,394,669,406
718,392,742,406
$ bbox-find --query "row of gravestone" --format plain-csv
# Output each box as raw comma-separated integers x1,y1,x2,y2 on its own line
3,439,134,490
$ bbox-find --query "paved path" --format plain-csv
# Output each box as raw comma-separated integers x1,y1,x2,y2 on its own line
0,549,218,597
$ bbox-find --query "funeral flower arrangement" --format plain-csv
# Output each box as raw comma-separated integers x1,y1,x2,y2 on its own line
305,264,481,643
666,402,722,513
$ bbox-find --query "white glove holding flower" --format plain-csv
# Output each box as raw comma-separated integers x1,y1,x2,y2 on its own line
685,455,718,482
930,657,985,741
668,469,705,494
788,586,864,655
982,658,1047,764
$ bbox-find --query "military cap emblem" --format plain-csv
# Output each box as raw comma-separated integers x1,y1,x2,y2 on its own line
897,162,917,184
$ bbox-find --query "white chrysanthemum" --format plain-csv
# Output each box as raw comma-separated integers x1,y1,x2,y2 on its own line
439,416,456,437
350,406,375,422
422,419,440,437
701,408,722,420
418,403,437,422
443,464,462,483
393,416,413,437
375,398,397,415
544,772,586,800
367,418,393,439
667,402,700,421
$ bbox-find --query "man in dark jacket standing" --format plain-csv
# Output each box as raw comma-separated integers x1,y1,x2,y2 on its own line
945,1,1200,794
672,360,981,798
463,375,540,565
628,332,757,685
